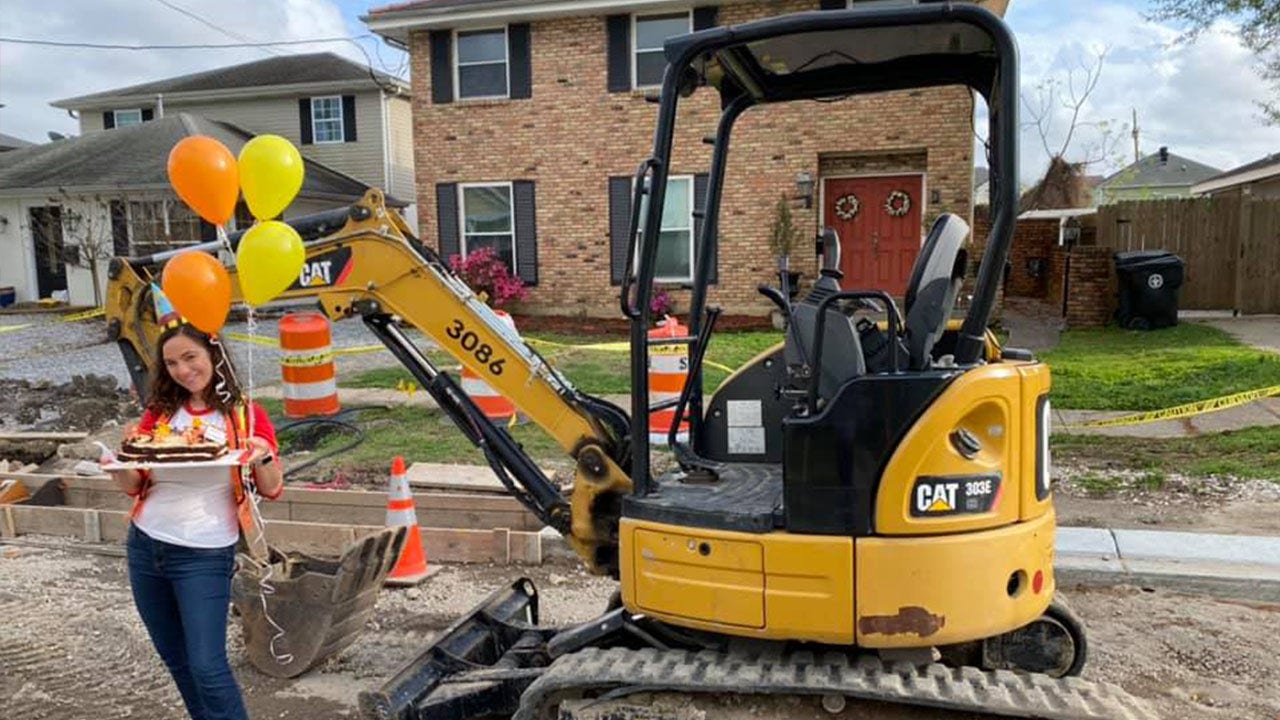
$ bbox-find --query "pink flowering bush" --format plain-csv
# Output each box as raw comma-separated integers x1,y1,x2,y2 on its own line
449,247,528,308
649,285,675,319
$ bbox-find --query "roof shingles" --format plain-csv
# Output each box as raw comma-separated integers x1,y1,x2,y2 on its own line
0,113,402,205
54,53,404,108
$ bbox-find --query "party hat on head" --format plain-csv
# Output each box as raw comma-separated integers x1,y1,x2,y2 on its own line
150,283,185,329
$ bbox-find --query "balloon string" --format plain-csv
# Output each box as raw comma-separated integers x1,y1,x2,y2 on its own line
217,224,233,255
246,308,256,441
214,317,289,664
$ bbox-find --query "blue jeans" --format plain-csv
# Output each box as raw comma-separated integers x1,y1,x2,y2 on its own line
127,524,249,720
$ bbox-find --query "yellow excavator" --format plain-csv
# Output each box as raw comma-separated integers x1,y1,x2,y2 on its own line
106,4,1153,718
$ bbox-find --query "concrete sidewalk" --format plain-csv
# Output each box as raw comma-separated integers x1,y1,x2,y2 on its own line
1054,398,1280,438
1056,527,1280,602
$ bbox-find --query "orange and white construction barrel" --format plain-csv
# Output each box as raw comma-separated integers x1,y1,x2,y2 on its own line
460,310,517,422
278,311,340,418
648,315,690,445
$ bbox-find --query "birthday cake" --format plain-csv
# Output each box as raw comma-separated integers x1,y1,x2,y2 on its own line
118,420,228,463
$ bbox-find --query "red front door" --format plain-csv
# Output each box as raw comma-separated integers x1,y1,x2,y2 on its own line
822,175,923,296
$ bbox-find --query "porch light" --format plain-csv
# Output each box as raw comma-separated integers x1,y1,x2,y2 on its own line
794,171,815,209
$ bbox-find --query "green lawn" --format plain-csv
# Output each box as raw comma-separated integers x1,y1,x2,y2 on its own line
1052,426,1280,481
342,329,785,396
1040,323,1280,410
269,403,566,479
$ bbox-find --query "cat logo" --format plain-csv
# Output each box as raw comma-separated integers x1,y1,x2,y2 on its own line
915,481,958,515
299,260,333,287
287,247,353,292
910,474,1002,518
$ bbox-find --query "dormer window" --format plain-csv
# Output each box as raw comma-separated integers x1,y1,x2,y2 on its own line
632,12,691,89
113,109,143,127
455,28,509,99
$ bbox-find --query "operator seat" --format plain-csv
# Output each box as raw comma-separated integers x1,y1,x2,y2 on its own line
902,214,970,370
785,228,866,401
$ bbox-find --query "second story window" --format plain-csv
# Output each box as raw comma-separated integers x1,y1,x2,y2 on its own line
633,12,690,89
456,28,509,99
311,96,344,143
460,183,515,269
113,109,143,127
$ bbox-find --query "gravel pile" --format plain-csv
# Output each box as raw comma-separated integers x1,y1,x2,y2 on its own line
0,312,411,391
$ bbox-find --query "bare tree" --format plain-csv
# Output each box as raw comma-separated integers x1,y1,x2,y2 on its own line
29,193,122,307
1022,47,1127,168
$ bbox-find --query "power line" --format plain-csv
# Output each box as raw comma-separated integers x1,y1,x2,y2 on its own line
151,0,282,57
0,36,368,50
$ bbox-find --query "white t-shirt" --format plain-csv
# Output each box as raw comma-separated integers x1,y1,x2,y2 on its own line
133,405,239,548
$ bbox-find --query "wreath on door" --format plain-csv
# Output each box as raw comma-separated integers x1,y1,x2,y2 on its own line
834,193,860,220
884,190,912,217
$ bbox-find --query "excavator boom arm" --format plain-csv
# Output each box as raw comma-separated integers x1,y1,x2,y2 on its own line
105,190,632,574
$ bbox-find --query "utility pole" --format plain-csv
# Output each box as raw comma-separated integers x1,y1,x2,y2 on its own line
1131,108,1141,163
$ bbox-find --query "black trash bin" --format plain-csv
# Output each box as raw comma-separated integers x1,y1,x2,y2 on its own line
1114,250,1184,330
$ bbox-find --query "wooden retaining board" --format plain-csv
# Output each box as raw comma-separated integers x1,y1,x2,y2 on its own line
31,475,543,531
0,503,544,565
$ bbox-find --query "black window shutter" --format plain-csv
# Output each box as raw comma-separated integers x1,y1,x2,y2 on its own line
819,0,846,9
508,24,532,100
693,173,716,284
103,111,115,130
436,183,461,260
512,180,538,285
298,99,313,144
430,31,454,104
141,108,154,122
693,6,718,30
608,176,633,285
109,201,129,256
342,95,357,142
606,15,631,93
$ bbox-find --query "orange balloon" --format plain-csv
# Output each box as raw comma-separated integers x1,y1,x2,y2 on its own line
161,251,231,334
167,136,239,227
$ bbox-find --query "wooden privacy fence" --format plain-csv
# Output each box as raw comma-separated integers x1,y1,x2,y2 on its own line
1096,198,1280,314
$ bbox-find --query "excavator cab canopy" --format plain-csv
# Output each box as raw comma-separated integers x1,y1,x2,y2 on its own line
625,2,1020,487
673,5,1008,104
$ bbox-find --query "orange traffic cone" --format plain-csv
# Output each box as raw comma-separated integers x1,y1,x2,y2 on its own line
384,456,430,586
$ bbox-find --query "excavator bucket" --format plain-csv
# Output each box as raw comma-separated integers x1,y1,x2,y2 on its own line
232,527,408,678
358,578,555,720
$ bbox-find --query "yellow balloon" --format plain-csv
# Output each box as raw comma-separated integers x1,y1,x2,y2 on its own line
238,135,304,220
236,221,305,307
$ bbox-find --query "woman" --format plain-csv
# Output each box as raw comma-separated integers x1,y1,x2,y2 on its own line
105,313,283,720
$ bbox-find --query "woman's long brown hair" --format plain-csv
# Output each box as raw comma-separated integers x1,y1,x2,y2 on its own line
145,324,244,418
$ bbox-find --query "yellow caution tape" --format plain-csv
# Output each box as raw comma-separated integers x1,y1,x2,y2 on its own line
225,332,385,358
226,332,276,347
0,324,31,334
1065,383,1280,429
279,352,335,368
333,345,386,357
61,307,104,322
524,337,631,352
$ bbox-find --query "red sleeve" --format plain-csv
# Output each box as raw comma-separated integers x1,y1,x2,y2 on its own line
249,403,278,453
136,409,160,434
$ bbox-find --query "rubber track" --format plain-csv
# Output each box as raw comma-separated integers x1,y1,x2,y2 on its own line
514,647,1157,720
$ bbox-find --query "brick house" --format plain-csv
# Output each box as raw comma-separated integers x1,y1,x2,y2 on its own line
367,0,1002,316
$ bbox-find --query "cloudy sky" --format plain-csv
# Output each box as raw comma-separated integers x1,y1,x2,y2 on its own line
0,0,1277,183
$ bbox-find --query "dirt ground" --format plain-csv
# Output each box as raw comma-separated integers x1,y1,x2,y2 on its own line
1,540,1278,720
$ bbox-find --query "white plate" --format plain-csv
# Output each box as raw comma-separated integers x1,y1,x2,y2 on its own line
102,450,250,471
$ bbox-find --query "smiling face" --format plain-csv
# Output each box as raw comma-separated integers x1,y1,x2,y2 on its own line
161,333,214,399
